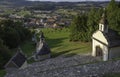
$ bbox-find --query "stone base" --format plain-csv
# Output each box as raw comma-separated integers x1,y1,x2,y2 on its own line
34,54,51,61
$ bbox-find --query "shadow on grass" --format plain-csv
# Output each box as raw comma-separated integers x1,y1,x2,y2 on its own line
46,37,67,48
51,47,82,58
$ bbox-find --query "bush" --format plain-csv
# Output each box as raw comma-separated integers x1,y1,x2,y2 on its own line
2,28,20,48
0,19,32,48
69,14,88,42
0,39,11,69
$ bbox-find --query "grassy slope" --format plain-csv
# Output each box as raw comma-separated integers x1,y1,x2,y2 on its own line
21,28,91,58
4,28,120,76
21,40,36,57
41,28,91,57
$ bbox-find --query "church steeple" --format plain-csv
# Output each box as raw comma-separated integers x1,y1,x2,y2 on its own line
99,9,108,33
39,31,45,43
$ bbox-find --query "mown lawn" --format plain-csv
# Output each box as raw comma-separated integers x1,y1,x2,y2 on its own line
42,28,91,57
21,28,91,58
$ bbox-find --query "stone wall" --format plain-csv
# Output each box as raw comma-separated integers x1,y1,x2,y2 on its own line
5,55,120,77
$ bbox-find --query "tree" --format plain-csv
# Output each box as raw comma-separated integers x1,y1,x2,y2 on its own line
69,0,120,42
0,19,32,48
106,0,120,32
3,27,20,48
0,39,11,69
87,8,103,40
69,14,88,42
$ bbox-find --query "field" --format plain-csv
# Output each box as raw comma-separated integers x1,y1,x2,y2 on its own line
21,28,91,58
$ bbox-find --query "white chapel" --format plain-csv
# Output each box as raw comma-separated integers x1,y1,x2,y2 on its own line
92,12,120,61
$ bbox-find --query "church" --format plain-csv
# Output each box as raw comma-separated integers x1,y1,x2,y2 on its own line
92,12,120,61
34,31,51,61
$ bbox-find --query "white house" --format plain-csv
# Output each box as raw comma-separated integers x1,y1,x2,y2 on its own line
92,13,120,61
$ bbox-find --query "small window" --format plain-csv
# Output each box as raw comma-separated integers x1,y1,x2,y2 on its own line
101,25,102,31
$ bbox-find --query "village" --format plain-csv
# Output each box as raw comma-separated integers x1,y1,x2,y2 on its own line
0,10,71,28
0,1,107,29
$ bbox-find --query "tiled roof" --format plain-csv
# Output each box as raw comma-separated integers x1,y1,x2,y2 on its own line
37,41,51,55
12,51,27,67
105,29,120,47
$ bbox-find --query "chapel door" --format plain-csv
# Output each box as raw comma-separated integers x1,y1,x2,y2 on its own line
96,46,103,59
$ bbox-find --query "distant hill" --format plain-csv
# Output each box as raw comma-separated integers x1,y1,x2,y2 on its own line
0,0,56,8
0,0,109,7
0,0,33,7
0,0,112,9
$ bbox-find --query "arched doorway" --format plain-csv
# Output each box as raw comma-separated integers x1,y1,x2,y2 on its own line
96,46,103,57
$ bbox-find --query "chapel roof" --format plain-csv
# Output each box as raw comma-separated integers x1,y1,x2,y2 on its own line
37,41,51,55
40,31,45,39
12,51,27,67
5,49,27,68
105,29,120,48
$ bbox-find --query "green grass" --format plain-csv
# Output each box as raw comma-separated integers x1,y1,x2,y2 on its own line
103,73,120,77
42,28,91,57
55,9,77,16
21,40,36,57
21,28,91,58
0,70,6,77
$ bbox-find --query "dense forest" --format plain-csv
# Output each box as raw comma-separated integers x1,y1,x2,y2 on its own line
70,0,120,42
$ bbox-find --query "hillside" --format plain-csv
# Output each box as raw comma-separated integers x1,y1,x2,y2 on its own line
0,0,31,7
0,0,110,8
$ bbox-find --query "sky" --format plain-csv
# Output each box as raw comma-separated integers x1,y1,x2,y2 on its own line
27,0,119,2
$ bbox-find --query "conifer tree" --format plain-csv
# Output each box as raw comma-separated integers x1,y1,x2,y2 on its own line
70,14,88,41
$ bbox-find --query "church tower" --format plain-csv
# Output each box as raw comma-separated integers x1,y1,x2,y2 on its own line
99,11,108,34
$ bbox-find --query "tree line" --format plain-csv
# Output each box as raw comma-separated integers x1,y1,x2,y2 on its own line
70,0,120,42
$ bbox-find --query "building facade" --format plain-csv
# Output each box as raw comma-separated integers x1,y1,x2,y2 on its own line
92,13,120,61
